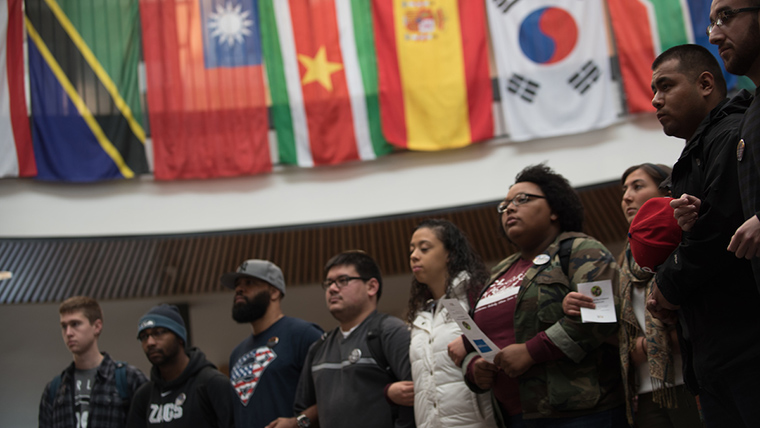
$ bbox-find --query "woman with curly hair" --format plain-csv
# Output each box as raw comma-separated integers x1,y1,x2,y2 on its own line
407,218,496,428
462,164,626,427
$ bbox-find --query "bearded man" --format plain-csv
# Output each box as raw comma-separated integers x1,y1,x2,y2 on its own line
223,259,323,428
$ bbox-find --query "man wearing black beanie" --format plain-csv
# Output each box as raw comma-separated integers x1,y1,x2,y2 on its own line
127,304,235,428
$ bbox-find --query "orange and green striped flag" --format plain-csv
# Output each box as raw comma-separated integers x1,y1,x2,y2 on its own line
260,0,393,167
372,0,493,151
607,0,737,113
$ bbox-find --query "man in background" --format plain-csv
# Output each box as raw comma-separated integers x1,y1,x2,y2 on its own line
708,0,760,289
223,259,323,428
268,250,415,428
39,296,147,428
127,304,235,428
646,44,760,427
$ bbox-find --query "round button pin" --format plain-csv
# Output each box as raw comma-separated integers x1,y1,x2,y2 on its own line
348,348,362,363
533,254,550,265
267,336,279,348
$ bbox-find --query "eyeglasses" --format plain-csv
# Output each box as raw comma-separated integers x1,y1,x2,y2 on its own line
706,7,760,35
138,328,170,342
497,193,546,213
321,275,368,290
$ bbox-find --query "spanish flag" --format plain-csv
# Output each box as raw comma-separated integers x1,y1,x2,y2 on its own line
372,0,493,151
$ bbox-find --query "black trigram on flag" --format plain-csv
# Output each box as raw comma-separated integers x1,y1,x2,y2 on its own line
568,61,601,95
491,0,522,14
507,74,540,103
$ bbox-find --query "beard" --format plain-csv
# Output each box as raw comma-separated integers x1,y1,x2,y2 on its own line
144,335,183,367
232,290,271,323
724,21,760,76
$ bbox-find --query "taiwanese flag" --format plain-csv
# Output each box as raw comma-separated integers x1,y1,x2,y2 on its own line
372,0,493,151
0,0,35,178
140,0,271,180
607,0,737,113
259,0,393,167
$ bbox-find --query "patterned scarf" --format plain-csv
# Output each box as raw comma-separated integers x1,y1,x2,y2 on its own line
618,244,676,425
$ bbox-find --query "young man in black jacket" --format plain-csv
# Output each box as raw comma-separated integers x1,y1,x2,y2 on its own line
646,44,760,427
127,304,235,428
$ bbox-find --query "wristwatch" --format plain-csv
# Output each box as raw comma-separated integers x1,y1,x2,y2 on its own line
296,414,311,428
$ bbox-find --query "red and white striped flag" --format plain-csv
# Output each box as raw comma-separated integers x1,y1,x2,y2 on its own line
0,0,35,178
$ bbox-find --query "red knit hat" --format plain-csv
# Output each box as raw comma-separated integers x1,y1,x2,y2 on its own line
628,197,681,272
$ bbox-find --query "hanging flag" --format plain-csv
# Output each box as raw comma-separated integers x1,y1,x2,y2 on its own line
259,0,393,167
372,0,493,151
140,0,271,180
487,0,619,142
25,0,148,181
0,0,35,178
607,0,737,113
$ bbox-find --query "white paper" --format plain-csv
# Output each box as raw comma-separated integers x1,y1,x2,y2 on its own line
577,279,617,323
441,299,500,363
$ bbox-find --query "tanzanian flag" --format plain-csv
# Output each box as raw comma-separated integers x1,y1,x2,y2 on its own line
25,0,148,181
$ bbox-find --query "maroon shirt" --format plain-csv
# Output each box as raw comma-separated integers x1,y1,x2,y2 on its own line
465,258,565,416
466,259,531,416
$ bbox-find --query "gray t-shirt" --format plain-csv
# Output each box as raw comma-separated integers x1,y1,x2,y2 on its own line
294,311,415,428
74,367,98,428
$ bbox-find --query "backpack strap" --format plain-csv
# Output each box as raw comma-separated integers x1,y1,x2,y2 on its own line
366,313,396,381
114,361,129,401
558,237,576,279
305,332,329,366
47,374,63,405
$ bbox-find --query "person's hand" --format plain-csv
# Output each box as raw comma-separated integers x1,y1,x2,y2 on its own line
387,380,414,406
646,280,679,325
265,417,297,428
470,357,499,390
728,215,760,259
630,336,648,367
671,194,701,232
493,344,535,378
562,292,595,316
447,337,466,367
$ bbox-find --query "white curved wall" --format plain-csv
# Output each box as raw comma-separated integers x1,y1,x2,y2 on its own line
0,114,681,238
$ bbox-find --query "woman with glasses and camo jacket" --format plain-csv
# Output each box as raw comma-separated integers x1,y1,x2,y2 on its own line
459,164,626,428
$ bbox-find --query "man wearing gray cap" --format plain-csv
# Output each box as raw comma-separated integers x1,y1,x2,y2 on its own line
127,304,235,428
223,259,323,428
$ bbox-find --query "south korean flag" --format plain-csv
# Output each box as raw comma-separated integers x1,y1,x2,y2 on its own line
487,0,621,142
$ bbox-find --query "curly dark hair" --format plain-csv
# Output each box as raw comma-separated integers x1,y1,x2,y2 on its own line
514,164,584,232
406,219,490,323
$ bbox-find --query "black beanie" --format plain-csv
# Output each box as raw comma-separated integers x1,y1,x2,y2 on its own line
137,304,187,344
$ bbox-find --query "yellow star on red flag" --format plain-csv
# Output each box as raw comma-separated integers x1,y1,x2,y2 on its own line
297,46,343,91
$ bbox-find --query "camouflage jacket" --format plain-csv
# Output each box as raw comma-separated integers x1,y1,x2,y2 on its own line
486,232,623,419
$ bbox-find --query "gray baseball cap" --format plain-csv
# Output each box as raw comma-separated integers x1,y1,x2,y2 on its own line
221,259,286,295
